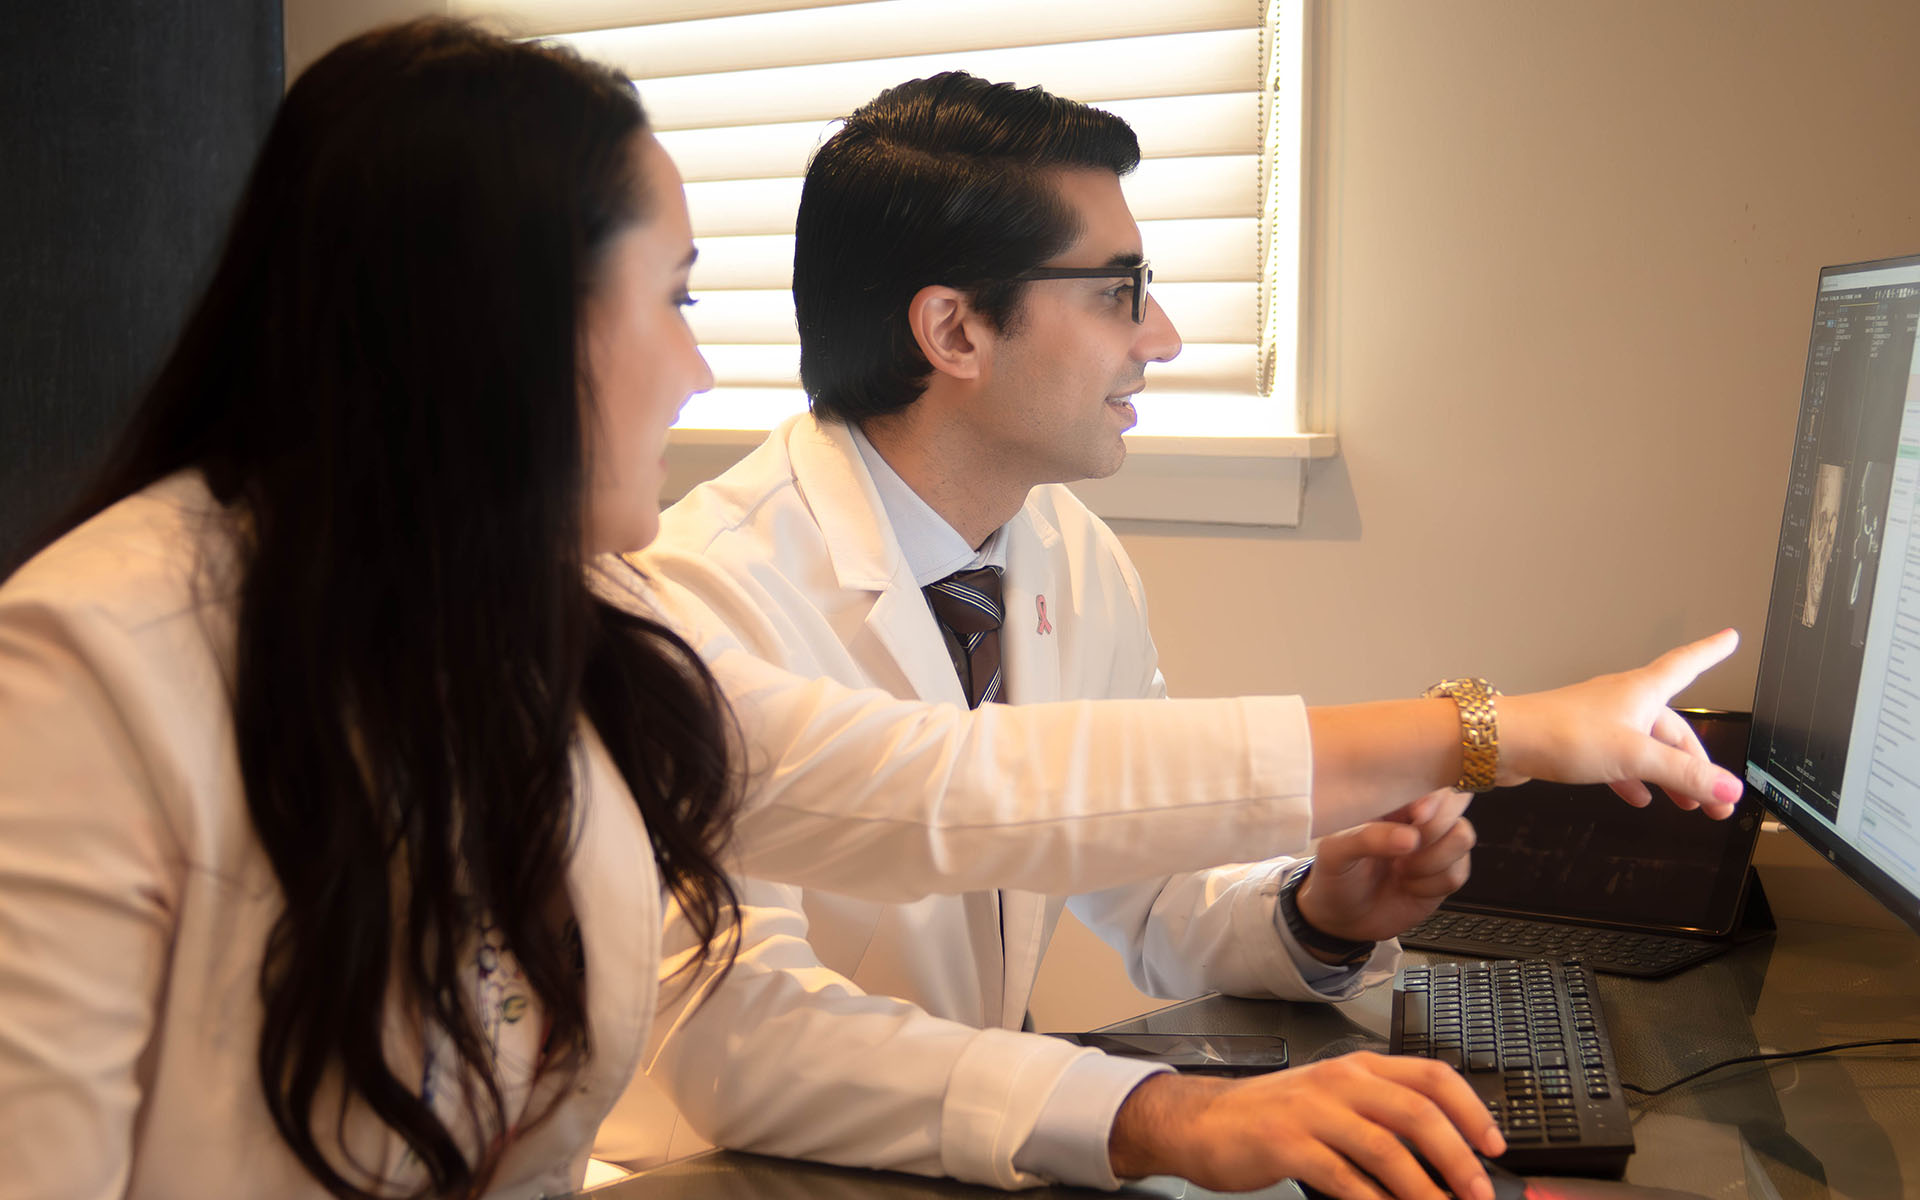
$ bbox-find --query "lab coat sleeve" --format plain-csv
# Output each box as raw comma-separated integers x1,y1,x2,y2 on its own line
1066,864,1399,1002
643,879,1101,1189
592,559,1319,901
1061,540,1399,1001
0,601,185,1200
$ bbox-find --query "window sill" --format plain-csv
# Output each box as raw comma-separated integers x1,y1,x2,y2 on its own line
665,428,1338,528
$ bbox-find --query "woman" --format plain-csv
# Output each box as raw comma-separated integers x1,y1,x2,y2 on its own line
0,20,1742,1200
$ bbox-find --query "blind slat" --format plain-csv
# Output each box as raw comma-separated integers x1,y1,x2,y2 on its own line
1126,343,1257,392
453,0,871,31
549,0,1255,80
700,344,803,387
684,156,1256,238
1143,282,1259,345
686,291,799,343
691,218,1258,290
624,29,1262,131
1122,157,1258,221
683,177,805,238
690,282,1255,345
1093,93,1261,160
655,90,1259,183
700,342,1255,391
654,120,839,184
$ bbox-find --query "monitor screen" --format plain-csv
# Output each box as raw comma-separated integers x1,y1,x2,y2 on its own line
1748,252,1920,935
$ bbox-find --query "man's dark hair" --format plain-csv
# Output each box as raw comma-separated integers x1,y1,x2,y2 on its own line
794,71,1140,423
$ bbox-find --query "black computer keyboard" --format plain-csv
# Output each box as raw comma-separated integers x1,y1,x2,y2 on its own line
1401,910,1729,978
1390,959,1633,1178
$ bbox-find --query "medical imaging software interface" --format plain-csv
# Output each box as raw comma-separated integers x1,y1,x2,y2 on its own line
1750,258,1920,907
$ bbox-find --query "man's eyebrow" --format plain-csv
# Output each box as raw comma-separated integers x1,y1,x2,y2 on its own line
1103,251,1145,269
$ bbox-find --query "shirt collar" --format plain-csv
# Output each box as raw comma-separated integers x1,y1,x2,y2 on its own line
849,422,1008,588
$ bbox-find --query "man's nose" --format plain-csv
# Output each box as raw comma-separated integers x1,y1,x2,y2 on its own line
1137,293,1181,363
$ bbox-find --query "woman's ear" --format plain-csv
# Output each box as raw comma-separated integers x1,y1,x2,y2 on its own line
907,285,985,382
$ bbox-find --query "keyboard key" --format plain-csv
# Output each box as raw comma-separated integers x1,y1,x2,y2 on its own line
1400,994,1429,1037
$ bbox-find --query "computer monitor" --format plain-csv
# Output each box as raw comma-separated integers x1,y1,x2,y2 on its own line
1747,251,1920,935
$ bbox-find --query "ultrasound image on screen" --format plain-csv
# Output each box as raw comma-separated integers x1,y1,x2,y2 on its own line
1843,459,1892,648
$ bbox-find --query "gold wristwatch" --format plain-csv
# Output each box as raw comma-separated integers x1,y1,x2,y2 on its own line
1422,677,1501,792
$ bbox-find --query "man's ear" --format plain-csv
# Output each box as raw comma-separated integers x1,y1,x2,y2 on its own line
907,284,987,382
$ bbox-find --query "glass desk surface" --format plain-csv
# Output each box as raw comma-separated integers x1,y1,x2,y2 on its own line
1104,919,1920,1200
584,919,1920,1199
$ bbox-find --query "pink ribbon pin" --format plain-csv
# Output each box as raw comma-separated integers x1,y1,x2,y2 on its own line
1036,595,1053,635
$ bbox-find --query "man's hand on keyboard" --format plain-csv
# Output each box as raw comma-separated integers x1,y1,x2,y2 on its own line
1107,1052,1506,1200
1299,788,1476,946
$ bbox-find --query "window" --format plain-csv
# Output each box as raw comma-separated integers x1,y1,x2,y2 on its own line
458,0,1330,524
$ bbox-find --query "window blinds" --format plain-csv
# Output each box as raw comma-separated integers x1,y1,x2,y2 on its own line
453,0,1301,437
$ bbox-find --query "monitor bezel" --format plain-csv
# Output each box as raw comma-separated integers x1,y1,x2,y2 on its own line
1745,250,1920,939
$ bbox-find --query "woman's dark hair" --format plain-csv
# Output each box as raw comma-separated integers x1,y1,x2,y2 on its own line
794,71,1141,424
40,20,737,1198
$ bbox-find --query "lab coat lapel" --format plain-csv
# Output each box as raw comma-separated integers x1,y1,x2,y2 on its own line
1001,500,1063,708
1002,894,1071,1028
995,499,1063,1025
866,587,968,707
785,417,968,708
561,727,659,1134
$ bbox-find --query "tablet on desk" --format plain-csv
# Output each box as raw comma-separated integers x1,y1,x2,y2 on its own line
1401,709,1767,977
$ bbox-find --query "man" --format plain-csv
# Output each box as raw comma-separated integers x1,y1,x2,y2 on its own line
599,72,1495,1198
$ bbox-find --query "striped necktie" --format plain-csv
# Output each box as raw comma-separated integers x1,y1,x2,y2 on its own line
924,565,1005,708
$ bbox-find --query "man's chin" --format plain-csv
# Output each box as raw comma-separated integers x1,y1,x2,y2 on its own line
1081,442,1128,483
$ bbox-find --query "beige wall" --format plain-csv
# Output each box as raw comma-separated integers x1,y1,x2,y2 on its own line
1133,0,1920,705
281,0,1920,1028
1038,0,1920,1029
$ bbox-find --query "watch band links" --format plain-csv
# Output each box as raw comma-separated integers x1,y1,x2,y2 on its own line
1422,676,1501,793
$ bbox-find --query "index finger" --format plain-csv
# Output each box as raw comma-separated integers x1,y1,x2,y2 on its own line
1644,628,1739,698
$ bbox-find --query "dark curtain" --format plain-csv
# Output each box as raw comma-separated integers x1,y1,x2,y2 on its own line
0,1,283,561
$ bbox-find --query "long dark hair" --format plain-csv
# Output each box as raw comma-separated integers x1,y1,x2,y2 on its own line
37,20,737,1198
795,72,1141,423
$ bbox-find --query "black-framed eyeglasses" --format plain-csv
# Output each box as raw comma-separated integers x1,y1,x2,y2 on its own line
1013,260,1153,323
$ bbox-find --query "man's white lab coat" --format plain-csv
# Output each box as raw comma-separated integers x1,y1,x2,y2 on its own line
601,416,1396,1188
